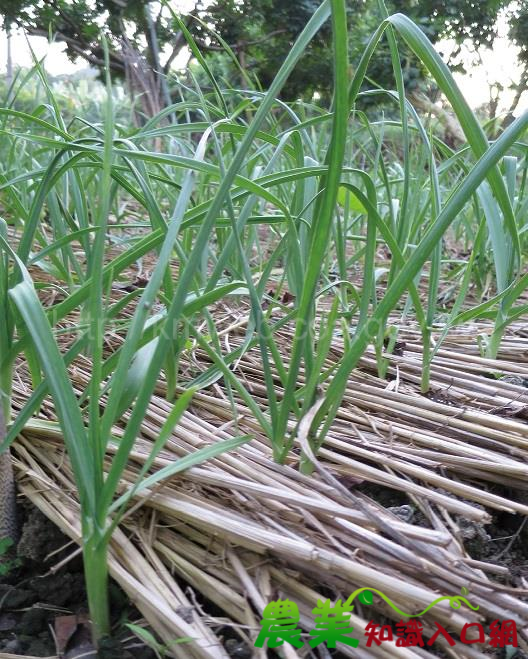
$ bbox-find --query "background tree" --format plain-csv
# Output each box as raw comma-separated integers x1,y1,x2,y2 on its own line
506,1,528,122
1,0,526,116
0,0,193,119
193,0,523,106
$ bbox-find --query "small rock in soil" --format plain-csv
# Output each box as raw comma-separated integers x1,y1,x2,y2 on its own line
224,638,253,658
0,613,16,631
387,504,414,522
64,642,97,659
1,638,22,653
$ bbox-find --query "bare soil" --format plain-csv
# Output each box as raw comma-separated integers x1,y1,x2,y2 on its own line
0,502,156,658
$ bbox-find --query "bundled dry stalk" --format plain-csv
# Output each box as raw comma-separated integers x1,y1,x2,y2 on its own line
8,304,528,658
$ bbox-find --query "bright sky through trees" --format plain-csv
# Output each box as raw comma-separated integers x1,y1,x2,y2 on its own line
0,1,526,115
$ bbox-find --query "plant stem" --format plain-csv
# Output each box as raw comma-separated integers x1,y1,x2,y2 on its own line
0,405,18,550
83,528,110,644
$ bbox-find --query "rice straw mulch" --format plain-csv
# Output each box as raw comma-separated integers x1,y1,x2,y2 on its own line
10,307,528,658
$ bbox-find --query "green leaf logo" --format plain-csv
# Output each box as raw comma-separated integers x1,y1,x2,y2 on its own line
358,590,373,605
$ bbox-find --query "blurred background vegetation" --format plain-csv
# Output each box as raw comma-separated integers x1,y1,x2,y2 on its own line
0,0,526,132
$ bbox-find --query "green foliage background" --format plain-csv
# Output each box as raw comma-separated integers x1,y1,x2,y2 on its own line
1,0,527,104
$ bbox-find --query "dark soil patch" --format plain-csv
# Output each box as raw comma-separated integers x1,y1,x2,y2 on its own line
0,502,156,658
358,482,528,590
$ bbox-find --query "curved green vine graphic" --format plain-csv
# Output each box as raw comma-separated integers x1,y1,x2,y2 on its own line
348,587,478,617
